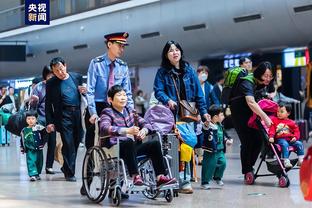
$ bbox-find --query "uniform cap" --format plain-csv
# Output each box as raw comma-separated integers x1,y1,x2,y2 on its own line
104,32,129,45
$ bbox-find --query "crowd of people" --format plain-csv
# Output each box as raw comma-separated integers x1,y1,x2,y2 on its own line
0,32,308,200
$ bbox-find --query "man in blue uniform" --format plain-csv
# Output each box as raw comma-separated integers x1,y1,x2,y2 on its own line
81,33,134,196
85,32,134,150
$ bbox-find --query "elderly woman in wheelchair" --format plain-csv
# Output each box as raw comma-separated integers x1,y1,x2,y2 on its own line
81,85,176,205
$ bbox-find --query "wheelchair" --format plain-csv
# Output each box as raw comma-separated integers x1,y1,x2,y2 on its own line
81,131,176,206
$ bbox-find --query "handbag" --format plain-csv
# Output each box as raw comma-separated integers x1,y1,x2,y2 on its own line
5,110,27,136
171,75,199,122
300,146,312,201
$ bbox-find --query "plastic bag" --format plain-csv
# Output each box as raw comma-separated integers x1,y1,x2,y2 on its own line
180,143,192,162
176,122,197,148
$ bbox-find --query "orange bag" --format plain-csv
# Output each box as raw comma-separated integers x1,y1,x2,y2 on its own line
300,146,312,201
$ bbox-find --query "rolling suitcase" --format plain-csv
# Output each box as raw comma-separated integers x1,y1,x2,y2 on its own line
162,134,179,182
294,102,309,142
0,126,7,146
150,133,180,192
6,130,11,146
0,111,11,126
162,133,180,195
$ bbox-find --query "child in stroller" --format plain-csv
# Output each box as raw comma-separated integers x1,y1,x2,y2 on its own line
247,99,303,187
268,102,304,168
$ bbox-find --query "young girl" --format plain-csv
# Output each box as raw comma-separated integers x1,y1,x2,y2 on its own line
20,111,47,181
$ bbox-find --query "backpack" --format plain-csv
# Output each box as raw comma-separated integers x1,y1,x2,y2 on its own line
221,67,251,104
144,105,175,135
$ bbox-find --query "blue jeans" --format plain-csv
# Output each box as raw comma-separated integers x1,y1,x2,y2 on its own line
276,138,304,158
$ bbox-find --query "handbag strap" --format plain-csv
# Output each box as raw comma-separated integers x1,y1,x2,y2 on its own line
171,74,182,102
171,74,198,115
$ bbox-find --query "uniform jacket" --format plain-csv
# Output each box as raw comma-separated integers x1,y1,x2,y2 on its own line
86,53,133,116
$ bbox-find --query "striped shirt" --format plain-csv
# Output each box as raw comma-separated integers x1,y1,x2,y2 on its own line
99,106,152,146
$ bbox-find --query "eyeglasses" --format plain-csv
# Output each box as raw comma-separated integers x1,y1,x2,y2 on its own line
262,74,274,80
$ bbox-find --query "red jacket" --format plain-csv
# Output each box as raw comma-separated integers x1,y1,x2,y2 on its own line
268,117,300,141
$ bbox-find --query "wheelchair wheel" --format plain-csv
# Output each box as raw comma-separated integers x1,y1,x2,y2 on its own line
112,187,121,206
142,187,159,199
278,176,290,188
139,160,159,199
82,146,109,203
165,189,173,203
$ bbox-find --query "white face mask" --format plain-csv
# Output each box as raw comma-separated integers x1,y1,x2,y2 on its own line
199,73,208,82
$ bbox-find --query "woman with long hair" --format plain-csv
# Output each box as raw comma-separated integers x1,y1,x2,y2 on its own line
153,40,210,194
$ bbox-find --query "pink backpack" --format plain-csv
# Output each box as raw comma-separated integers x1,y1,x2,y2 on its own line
144,105,175,135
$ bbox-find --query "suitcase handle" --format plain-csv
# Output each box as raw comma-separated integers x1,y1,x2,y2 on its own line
294,102,302,120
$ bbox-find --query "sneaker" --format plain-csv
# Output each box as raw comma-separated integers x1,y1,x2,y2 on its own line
133,175,144,186
79,143,85,148
215,180,224,186
46,168,55,174
35,175,41,180
284,159,293,168
29,176,36,181
201,183,211,190
157,175,177,187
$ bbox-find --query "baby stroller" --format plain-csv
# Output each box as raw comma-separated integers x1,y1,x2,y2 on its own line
247,99,299,188
81,105,178,206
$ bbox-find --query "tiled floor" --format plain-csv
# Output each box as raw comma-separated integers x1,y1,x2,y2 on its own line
0,130,311,208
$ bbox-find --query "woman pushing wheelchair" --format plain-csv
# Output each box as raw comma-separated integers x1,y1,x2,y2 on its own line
99,85,176,187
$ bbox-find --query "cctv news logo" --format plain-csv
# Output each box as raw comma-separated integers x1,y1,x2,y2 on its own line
25,0,50,25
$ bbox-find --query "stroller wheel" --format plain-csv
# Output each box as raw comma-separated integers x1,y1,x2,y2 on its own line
244,172,255,185
278,176,290,188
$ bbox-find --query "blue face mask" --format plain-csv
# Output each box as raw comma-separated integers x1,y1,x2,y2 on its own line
199,73,208,82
